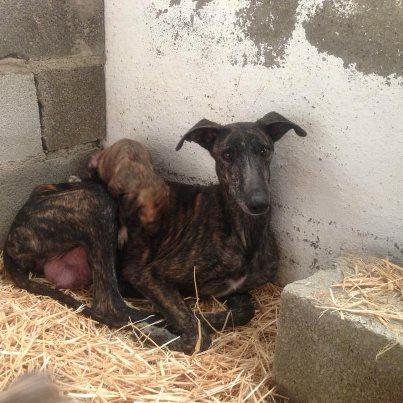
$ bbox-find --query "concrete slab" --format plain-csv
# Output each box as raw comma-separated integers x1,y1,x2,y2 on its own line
273,269,403,402
0,143,99,246
35,65,106,151
0,0,104,59
0,73,43,163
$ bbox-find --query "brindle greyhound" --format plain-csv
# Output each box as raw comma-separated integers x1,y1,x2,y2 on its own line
3,183,156,326
119,112,307,353
4,111,306,354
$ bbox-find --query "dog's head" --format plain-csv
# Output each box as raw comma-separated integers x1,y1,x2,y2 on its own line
176,112,306,215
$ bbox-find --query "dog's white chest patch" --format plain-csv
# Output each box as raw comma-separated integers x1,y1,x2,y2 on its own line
215,275,247,298
228,276,247,291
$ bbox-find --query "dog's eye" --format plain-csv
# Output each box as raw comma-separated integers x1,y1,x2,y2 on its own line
259,146,269,156
222,150,233,162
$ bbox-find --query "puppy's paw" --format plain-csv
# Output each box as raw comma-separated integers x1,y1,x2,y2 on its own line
118,226,128,249
68,175,82,183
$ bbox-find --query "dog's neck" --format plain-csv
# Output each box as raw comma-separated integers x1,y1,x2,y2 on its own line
220,186,269,252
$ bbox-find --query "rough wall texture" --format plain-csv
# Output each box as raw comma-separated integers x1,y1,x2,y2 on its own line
0,0,105,245
304,0,403,78
36,65,106,151
0,0,104,59
0,74,43,162
105,0,403,284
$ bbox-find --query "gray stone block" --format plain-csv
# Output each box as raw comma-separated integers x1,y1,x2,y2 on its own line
0,73,43,163
0,143,99,246
35,65,106,151
273,270,403,402
0,0,104,60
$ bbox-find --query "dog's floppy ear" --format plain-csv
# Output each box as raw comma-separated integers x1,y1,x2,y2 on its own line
88,150,103,170
85,150,103,180
176,119,223,152
257,112,307,142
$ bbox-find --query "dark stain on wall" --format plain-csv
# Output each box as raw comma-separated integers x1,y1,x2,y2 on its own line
235,0,299,67
169,0,213,9
193,0,214,10
304,0,403,78
167,0,298,67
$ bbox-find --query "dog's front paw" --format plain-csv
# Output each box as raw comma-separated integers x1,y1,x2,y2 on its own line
225,292,255,326
180,324,211,354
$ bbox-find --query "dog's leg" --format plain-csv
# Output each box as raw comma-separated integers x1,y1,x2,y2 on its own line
124,262,211,354
89,250,152,326
3,247,160,328
117,277,255,330
83,211,163,327
90,254,180,348
198,292,255,330
83,217,178,344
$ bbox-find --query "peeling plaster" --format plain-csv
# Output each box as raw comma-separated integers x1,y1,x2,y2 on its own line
169,0,213,10
236,0,299,67
160,0,299,67
304,0,403,78
105,0,403,284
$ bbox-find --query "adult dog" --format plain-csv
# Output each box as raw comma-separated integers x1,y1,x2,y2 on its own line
4,111,306,354
120,112,307,353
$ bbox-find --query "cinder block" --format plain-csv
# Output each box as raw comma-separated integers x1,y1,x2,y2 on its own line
0,0,104,59
35,66,106,151
273,270,403,402
0,143,99,246
0,73,43,163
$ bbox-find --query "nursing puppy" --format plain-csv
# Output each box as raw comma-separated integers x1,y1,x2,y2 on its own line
88,139,170,248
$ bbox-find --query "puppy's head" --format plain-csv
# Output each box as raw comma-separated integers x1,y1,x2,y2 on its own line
137,182,170,230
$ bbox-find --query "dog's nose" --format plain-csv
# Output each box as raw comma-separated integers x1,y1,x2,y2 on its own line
246,193,269,215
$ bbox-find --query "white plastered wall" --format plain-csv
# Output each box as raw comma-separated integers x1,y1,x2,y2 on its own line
105,0,403,284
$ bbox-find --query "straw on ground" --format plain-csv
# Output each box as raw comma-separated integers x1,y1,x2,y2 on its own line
316,253,403,341
0,256,284,402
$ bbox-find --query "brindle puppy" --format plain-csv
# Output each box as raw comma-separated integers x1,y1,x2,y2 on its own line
88,139,169,248
120,112,307,354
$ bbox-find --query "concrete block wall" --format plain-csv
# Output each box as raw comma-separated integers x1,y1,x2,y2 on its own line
0,0,106,245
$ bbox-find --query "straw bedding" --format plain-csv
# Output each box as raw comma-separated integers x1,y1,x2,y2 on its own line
3,252,400,401
316,253,403,345
0,255,284,402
